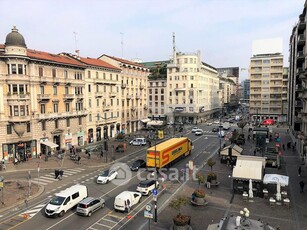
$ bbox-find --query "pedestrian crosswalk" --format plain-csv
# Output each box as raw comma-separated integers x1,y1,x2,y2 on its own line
31,168,86,185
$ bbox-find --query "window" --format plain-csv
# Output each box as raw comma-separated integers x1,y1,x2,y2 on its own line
65,103,70,112
66,118,70,127
64,70,68,79
18,64,23,74
55,120,59,129
161,89,164,94
42,121,46,131
149,89,152,94
53,103,58,113
89,114,92,122
78,117,82,125
39,67,43,76
53,86,57,95
7,125,12,134
20,105,25,116
161,95,164,100
96,72,98,79
155,89,158,94
19,85,25,94
64,197,71,205
41,104,46,114
89,99,92,107
27,123,31,132
40,86,44,94
88,84,91,92
52,69,56,78
72,192,79,200
88,70,91,78
11,64,17,74
14,106,19,116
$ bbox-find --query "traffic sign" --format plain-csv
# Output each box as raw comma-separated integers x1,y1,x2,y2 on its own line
144,210,153,219
152,189,158,196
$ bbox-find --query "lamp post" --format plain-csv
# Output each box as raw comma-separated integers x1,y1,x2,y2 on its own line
154,127,157,222
219,107,223,156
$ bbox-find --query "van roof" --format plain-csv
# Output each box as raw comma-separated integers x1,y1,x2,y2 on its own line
55,184,87,197
116,191,137,199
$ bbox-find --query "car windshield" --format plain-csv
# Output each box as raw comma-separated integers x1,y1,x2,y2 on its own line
132,161,141,166
138,183,149,188
49,196,65,206
100,170,109,177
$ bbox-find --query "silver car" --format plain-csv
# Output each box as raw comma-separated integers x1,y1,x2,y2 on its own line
76,197,105,217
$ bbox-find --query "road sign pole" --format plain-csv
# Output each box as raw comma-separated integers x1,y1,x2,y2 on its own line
148,218,150,230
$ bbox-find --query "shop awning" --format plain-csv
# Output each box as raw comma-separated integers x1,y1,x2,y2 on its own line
147,120,164,126
232,156,265,181
41,141,58,148
141,118,151,123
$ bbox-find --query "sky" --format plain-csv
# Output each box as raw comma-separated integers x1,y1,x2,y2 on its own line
0,0,305,82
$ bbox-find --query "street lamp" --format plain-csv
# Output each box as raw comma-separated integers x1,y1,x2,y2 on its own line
154,127,158,222
219,107,223,155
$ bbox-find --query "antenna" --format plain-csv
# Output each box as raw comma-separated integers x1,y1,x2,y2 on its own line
73,31,78,53
120,32,124,58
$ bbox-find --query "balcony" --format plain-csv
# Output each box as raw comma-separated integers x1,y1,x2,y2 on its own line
174,87,186,91
297,51,305,61
75,94,84,99
298,91,307,99
136,94,141,100
37,94,51,101
298,34,305,45
39,76,48,84
63,94,75,100
126,94,132,100
96,116,117,125
8,115,31,123
103,105,111,111
121,83,127,89
38,110,88,120
298,14,306,30
131,106,136,111
65,78,72,85
7,93,30,101
109,92,117,98
139,84,145,90
95,92,104,98
144,105,148,110
299,70,307,80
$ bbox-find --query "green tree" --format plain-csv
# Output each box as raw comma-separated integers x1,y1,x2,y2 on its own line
169,195,188,216
207,157,216,172
237,121,247,134
196,172,205,189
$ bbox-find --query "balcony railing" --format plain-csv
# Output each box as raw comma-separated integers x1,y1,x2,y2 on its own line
103,105,111,111
7,93,30,100
298,34,305,45
8,115,31,122
121,83,127,89
139,85,145,90
136,94,141,100
297,51,305,60
109,92,117,97
38,110,88,120
37,94,51,100
63,94,75,100
126,94,132,100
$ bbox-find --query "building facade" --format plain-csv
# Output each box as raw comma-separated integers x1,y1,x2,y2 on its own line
249,53,285,123
0,27,89,160
166,51,220,124
289,3,307,158
242,79,250,100
99,55,150,134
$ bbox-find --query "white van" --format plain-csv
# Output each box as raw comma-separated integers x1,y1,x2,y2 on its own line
114,191,142,212
129,138,147,146
45,184,88,217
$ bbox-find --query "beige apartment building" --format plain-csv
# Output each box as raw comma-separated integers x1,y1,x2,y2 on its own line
167,51,220,124
0,27,149,161
219,73,237,107
249,52,285,123
0,27,88,160
99,55,149,133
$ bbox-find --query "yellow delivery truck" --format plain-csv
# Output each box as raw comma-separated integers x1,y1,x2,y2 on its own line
146,137,193,169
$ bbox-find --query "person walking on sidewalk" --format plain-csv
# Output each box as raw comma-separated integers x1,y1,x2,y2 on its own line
299,166,302,176
299,180,304,193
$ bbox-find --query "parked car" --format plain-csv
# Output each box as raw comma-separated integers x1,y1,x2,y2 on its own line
213,120,220,124
206,122,213,126
76,197,105,217
212,127,219,132
96,169,118,184
191,127,198,133
129,138,147,146
130,159,146,171
136,180,159,195
195,129,204,136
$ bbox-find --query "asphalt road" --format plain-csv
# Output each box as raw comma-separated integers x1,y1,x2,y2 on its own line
1,123,232,230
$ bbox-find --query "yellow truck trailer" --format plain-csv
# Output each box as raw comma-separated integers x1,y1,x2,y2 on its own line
146,137,193,169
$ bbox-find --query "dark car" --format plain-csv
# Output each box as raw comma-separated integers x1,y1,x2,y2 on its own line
212,127,219,132
130,159,146,171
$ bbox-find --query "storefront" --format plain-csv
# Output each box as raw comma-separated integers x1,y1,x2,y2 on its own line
2,140,37,161
40,138,59,155
77,131,84,146
64,133,72,149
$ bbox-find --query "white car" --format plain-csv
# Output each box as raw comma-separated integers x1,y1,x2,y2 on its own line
129,138,147,146
213,120,220,124
206,122,212,126
97,169,118,184
136,180,160,195
191,127,198,133
195,129,204,136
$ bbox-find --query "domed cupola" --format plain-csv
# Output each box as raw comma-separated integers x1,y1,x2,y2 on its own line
4,26,27,55
5,26,27,48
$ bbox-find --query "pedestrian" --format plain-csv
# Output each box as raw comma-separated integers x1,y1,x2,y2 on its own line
282,144,285,151
88,151,91,159
298,166,302,176
254,149,257,156
100,150,104,158
192,192,196,202
77,155,81,164
300,180,304,193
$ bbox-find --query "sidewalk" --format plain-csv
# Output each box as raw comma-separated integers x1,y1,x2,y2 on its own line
152,127,307,230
